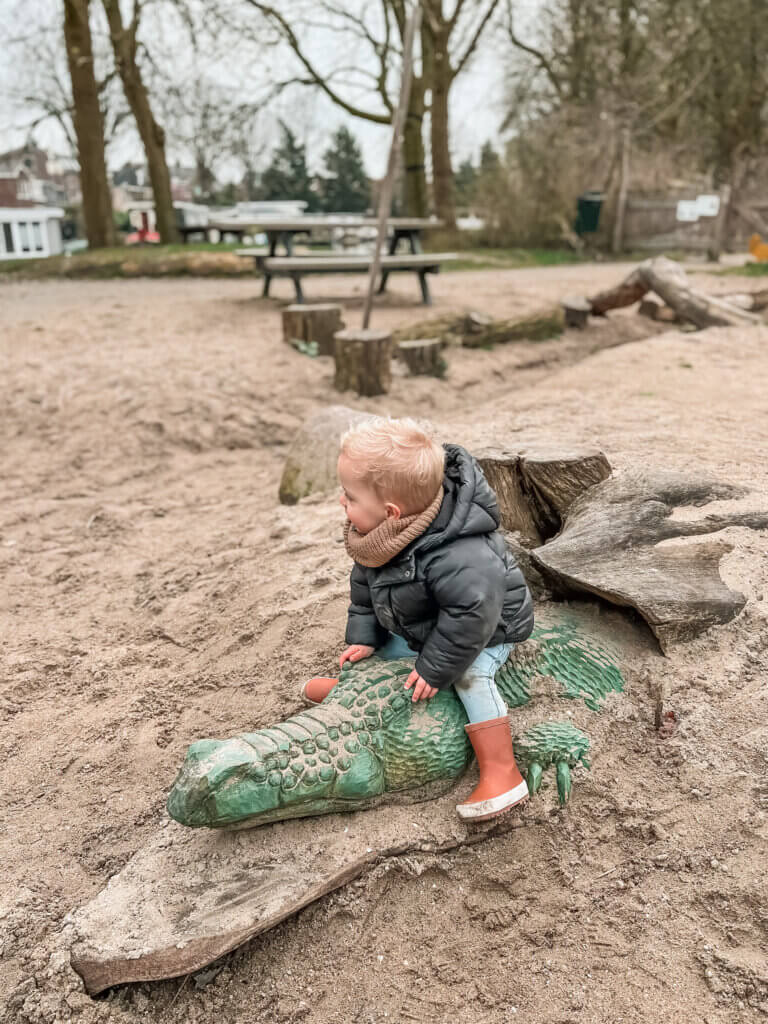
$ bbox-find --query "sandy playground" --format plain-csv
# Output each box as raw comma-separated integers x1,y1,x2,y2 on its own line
2,263,768,1024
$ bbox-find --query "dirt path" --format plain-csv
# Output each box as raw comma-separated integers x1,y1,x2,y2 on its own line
2,265,767,1024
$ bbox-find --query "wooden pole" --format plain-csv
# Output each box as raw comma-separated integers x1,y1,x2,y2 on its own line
612,127,631,254
361,3,422,329
707,183,732,262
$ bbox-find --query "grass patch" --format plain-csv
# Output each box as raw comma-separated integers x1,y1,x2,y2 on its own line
720,261,768,277
1,241,588,281
0,242,257,280
435,247,585,272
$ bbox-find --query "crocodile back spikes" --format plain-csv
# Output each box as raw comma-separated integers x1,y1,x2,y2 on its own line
495,621,624,711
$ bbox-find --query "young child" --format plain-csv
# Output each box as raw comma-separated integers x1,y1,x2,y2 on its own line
303,417,535,821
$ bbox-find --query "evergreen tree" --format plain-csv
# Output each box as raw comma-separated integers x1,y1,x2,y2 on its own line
454,157,477,208
320,125,370,213
259,123,316,209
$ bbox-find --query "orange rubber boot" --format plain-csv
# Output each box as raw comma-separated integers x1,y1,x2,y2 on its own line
456,715,529,821
300,676,338,706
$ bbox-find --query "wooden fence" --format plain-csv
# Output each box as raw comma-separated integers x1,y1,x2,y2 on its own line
617,186,768,256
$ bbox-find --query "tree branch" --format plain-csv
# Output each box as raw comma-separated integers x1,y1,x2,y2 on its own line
242,0,391,124
505,0,563,98
452,0,501,79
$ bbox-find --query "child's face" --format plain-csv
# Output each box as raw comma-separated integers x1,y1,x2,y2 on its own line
338,453,397,535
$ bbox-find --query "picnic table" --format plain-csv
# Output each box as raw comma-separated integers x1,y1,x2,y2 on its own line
251,216,442,256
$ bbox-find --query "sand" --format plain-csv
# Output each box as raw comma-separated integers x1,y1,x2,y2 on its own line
2,264,767,1024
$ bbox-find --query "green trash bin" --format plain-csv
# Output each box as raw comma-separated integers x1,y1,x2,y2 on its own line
574,190,604,234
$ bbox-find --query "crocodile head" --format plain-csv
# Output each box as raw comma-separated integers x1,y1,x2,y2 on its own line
167,659,472,829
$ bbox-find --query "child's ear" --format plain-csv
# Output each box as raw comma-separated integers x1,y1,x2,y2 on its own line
384,502,402,521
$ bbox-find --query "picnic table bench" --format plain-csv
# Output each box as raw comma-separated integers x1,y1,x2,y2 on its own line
236,251,458,305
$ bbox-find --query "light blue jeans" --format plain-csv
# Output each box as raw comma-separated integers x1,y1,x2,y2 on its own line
375,632,511,724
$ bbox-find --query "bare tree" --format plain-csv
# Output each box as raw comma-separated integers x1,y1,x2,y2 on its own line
63,0,116,247
239,1,500,225
101,0,178,242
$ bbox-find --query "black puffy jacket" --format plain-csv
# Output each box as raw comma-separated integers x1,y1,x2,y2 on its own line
345,444,534,690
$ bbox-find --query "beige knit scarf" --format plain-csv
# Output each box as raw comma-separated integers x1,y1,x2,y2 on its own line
343,487,444,568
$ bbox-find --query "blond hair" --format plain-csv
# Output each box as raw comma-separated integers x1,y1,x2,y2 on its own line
340,417,445,513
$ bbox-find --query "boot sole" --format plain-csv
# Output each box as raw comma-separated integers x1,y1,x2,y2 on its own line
456,780,529,821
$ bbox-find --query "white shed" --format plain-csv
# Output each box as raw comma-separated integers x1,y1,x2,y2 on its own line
0,207,65,260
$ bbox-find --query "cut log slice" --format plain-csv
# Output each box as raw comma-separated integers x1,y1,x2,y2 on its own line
531,470,768,650
282,303,345,356
334,328,392,396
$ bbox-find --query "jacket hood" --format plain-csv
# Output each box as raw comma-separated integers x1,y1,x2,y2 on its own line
416,444,499,553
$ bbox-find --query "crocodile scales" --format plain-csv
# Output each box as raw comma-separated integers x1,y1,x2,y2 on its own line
167,620,624,829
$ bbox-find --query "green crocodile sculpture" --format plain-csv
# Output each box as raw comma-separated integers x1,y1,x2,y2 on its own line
167,619,624,830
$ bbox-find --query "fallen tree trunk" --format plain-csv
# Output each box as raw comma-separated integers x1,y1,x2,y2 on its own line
585,257,760,328
393,308,564,348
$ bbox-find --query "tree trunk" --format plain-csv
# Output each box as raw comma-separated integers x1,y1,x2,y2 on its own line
63,0,115,249
333,329,392,396
402,78,428,217
102,0,178,244
429,30,456,229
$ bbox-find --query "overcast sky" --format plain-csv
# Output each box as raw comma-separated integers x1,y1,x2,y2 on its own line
0,1,531,178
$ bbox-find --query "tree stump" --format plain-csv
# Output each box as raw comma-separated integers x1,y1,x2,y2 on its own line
530,470,768,650
561,296,591,328
282,304,345,357
475,446,612,547
397,337,446,377
333,329,392,396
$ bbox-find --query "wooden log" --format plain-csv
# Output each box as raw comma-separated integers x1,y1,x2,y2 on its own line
397,337,447,377
587,257,757,328
460,308,564,348
392,308,564,348
475,446,612,547
588,268,649,315
333,328,392,396
530,470,768,651
561,296,591,328
281,303,344,357
718,288,768,312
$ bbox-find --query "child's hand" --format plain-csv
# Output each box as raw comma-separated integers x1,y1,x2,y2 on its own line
339,644,375,668
404,669,438,702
